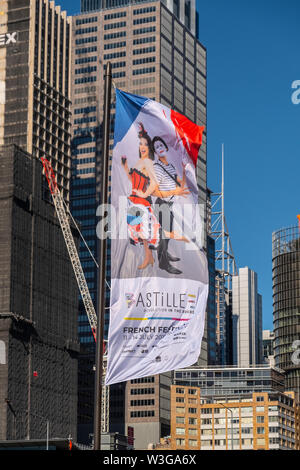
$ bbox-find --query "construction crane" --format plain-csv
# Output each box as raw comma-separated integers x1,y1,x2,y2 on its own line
41,157,109,434
41,157,98,341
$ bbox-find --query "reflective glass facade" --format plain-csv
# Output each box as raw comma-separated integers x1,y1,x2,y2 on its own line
272,226,300,398
174,366,285,397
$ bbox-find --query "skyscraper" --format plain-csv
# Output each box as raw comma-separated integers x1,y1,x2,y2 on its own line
0,0,72,201
232,267,263,367
71,0,207,447
0,145,79,441
80,0,199,38
263,330,275,367
272,226,300,399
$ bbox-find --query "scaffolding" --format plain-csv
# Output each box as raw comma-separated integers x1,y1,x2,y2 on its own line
207,145,237,365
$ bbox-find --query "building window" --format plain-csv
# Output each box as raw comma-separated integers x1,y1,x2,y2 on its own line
75,46,97,55
104,31,126,40
201,408,212,414
104,51,126,60
176,397,184,403
256,406,265,413
133,56,155,66
201,418,212,425
112,71,125,79
188,439,197,447
75,56,97,65
74,106,96,115
176,407,184,414
104,41,126,50
133,6,156,15
188,407,197,414
76,16,98,26
74,116,96,124
75,77,97,84
133,16,156,25
130,387,154,395
76,26,97,35
130,399,155,406
133,36,156,46
176,416,185,424
176,427,185,435
256,396,265,402
189,418,197,425
104,21,126,30
130,410,155,418
257,438,265,446
75,66,97,75
132,67,155,76
107,61,126,69
176,438,185,447
133,26,156,35
241,427,252,434
104,11,126,20
75,36,97,45
201,440,212,447
133,46,155,55
257,427,265,434
188,428,197,436
257,416,265,423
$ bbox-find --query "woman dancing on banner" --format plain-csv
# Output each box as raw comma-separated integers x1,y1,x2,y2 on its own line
121,123,160,270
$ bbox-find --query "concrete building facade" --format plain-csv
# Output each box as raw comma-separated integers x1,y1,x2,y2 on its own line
0,0,72,201
170,385,300,450
232,267,263,367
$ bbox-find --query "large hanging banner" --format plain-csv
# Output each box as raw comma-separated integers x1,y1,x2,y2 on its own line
105,89,208,385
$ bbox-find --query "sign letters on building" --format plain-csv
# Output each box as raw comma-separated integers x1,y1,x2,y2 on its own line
0,32,17,46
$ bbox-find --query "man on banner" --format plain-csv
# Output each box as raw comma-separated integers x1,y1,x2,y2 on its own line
152,135,188,275
105,89,208,386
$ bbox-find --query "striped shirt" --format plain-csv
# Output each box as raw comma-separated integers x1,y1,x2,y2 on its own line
154,161,177,202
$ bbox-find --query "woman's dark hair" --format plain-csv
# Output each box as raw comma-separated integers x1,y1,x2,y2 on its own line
138,122,154,160
152,136,169,152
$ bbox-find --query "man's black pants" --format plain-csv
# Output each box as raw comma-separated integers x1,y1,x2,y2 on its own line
155,198,174,266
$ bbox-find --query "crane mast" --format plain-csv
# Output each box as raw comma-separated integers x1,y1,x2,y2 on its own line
41,158,109,435
41,157,97,341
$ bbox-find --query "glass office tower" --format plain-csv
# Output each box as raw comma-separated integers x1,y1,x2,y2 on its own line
272,226,300,399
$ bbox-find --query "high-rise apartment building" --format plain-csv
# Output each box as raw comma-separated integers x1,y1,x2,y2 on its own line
0,145,79,441
70,0,207,446
232,267,263,367
0,0,72,201
272,226,300,400
170,385,300,450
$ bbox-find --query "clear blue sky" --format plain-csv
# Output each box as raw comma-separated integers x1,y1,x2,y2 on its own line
57,0,300,330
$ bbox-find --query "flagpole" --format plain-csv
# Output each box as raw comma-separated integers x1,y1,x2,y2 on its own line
94,61,112,451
